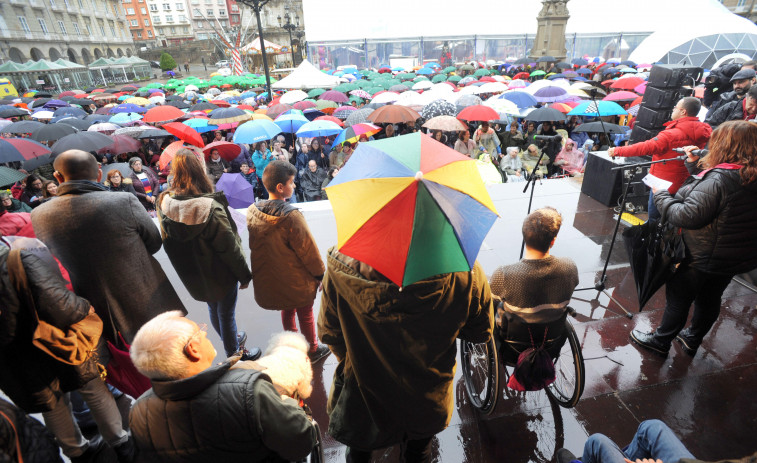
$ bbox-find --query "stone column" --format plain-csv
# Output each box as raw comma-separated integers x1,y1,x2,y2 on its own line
530,0,570,64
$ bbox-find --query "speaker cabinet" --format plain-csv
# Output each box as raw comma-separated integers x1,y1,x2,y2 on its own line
581,153,651,207
629,125,661,144
641,86,681,110
647,64,703,88
636,106,673,129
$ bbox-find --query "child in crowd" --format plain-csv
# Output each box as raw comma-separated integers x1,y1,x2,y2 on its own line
246,160,331,363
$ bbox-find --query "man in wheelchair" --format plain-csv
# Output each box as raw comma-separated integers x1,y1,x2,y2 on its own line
489,207,579,364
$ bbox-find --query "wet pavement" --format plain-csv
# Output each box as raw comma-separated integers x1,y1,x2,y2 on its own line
155,178,757,462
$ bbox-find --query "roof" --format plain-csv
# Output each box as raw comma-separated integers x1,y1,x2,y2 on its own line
271,59,343,90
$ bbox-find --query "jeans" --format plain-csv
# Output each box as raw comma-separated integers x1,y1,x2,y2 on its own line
281,306,317,351
654,263,733,345
41,378,128,457
207,284,241,357
582,420,694,463
347,437,434,463
648,190,661,221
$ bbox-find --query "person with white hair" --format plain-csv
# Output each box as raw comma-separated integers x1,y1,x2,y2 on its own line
129,311,318,463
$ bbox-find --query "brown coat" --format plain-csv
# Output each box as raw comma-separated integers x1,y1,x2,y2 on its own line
246,200,324,310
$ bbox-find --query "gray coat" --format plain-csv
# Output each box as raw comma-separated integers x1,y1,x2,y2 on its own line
31,181,186,343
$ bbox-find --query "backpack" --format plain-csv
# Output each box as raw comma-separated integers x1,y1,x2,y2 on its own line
507,326,556,392
0,246,21,347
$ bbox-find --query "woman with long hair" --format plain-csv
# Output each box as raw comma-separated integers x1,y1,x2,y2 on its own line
630,120,757,357
156,150,258,360
18,174,44,208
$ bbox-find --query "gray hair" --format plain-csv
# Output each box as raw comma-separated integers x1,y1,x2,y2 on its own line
130,311,196,381
506,146,520,155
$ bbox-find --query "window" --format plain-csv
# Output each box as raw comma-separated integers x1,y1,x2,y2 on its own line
38,18,49,34
109,24,115,36
196,21,202,28
219,9,225,15
140,7,146,14
231,4,238,12
179,14,186,21
149,4,157,11
144,18,150,25
130,19,138,26
85,22,92,35
73,22,81,35
147,30,152,37
193,8,201,16
191,0,199,4
99,22,105,36
163,3,170,10
169,26,175,33
49,0,56,7
78,0,84,8
133,31,140,38
197,33,206,40
737,0,747,6
58,20,67,34
153,16,160,23
127,7,134,14
217,0,222,4
175,2,184,9
206,9,213,16
182,26,188,33
63,0,70,8
165,14,173,21
18,16,31,33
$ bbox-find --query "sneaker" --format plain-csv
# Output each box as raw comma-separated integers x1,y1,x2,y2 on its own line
630,330,670,357
239,347,261,361
237,331,248,349
308,344,331,364
556,448,579,463
675,328,700,356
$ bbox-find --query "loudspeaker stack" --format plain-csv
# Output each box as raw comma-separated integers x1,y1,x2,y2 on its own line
629,64,704,144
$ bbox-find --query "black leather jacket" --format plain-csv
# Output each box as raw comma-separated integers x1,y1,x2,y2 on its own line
655,165,757,275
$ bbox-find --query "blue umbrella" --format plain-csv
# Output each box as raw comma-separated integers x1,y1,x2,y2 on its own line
233,119,282,144
274,112,309,134
303,108,325,121
567,100,627,117
416,67,433,75
183,118,219,134
215,173,255,209
576,68,592,75
572,58,589,66
109,112,143,124
296,120,343,138
499,91,538,109
53,106,87,118
110,103,147,114
547,73,566,80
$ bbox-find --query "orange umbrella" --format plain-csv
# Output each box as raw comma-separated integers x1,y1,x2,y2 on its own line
549,102,574,113
159,140,204,171
162,122,205,148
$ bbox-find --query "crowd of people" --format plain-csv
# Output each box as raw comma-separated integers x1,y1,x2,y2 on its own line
1,58,757,463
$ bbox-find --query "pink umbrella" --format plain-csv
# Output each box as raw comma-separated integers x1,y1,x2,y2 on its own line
603,91,640,102
99,134,141,155
293,100,316,110
319,90,349,104
634,82,647,94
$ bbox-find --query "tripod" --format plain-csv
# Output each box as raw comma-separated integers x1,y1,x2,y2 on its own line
519,140,558,259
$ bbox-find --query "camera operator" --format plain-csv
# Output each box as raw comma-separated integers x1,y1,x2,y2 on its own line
705,84,757,129
705,64,756,116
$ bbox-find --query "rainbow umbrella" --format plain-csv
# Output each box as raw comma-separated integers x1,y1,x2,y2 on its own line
325,132,499,287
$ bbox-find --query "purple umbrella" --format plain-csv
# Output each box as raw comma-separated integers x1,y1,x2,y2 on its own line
42,99,70,109
318,90,349,104
533,86,569,103
110,103,148,114
216,173,255,209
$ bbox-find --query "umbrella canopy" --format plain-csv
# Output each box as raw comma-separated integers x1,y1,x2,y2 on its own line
332,123,383,146
500,91,539,109
367,105,421,125
1,120,45,135
216,173,256,209
572,121,627,134
0,166,28,188
603,91,640,102
53,107,87,118
0,138,52,163
296,120,343,138
421,99,458,120
50,131,114,155
99,134,141,155
100,162,132,179
202,141,241,162
314,115,345,127
183,118,219,133
567,100,627,117
142,106,185,124
274,112,309,134
280,90,309,105
345,107,374,127
110,103,148,114
30,123,79,142
423,115,467,132
266,104,294,119
325,132,498,287
319,90,349,104
523,107,567,122
162,122,205,148
536,56,556,63
137,129,172,139
208,107,250,125
158,140,205,171
110,112,143,125
457,105,500,122
190,102,219,112
57,118,92,131
233,119,283,144
610,77,646,91
87,122,121,134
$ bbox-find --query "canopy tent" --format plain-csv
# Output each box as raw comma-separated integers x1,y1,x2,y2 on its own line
0,59,93,93
87,57,151,83
242,37,290,55
271,59,342,90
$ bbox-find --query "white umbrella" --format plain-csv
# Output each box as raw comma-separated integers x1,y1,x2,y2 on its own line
87,122,120,133
114,126,153,138
217,68,232,76
31,110,54,119
185,85,199,92
371,91,400,104
280,90,308,105
149,95,166,105
476,82,508,94
484,97,521,116
395,91,426,107
207,88,222,96
431,82,455,92
411,81,433,91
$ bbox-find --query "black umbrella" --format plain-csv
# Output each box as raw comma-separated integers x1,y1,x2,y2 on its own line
51,131,114,155
166,101,190,110
165,95,183,101
57,118,93,131
75,98,95,106
537,56,557,63
344,107,373,127
190,102,218,112
572,58,589,66
514,57,531,65
622,220,685,310
620,60,637,67
121,86,139,92
23,154,54,171
421,99,457,120
573,121,627,134
104,89,120,94
0,106,31,118
556,62,572,69
524,107,566,122
101,162,132,179
84,114,111,123
29,98,51,109
0,120,44,135
137,129,172,139
30,123,79,142
60,96,79,102
34,92,53,98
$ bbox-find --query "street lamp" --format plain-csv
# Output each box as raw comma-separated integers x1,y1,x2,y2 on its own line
234,0,273,102
277,6,300,66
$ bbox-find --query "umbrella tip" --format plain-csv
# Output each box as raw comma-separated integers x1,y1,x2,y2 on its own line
415,171,423,181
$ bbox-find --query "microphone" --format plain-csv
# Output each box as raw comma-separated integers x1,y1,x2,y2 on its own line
673,148,708,157
532,134,563,142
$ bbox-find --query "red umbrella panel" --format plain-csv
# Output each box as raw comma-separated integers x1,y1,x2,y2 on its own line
202,141,241,162
142,106,185,124
159,140,204,171
98,135,141,155
456,105,500,122
161,122,205,148
0,138,52,163
314,115,345,127
610,77,646,91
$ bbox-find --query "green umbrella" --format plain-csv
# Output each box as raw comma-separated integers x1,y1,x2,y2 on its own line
459,64,474,71
442,66,457,74
474,68,491,77
367,87,384,96
308,88,325,98
413,76,430,82
447,75,462,83
401,81,414,88
530,70,546,76
397,72,416,80
349,96,364,105
145,82,164,89
432,74,447,83
0,166,28,188
316,100,338,110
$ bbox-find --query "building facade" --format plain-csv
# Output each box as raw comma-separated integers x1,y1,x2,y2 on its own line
722,0,757,24
123,0,158,48
0,0,136,64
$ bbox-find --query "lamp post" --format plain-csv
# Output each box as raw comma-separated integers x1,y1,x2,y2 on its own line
277,6,300,67
235,0,273,102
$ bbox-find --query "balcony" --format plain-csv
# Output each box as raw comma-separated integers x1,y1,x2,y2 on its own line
50,3,65,12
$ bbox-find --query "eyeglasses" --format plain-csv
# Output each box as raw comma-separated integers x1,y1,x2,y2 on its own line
183,323,207,354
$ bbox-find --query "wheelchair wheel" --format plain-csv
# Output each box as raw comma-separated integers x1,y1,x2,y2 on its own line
545,320,585,408
306,419,324,463
461,337,498,415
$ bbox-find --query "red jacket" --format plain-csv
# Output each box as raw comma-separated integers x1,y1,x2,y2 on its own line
614,116,711,194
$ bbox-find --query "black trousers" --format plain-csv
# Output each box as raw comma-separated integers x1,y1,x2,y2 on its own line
654,263,733,345
346,436,433,463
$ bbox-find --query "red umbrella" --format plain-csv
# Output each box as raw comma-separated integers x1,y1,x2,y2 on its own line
90,89,106,93
366,105,421,124
74,94,91,99
513,72,530,80
209,100,231,108
603,91,640,102
236,104,255,111
59,91,77,98
293,100,315,110
549,103,574,113
266,104,293,119
611,77,645,90
143,106,185,124
98,134,141,155
162,122,205,148
159,140,203,171
314,115,345,127
269,97,282,106
601,79,616,87
457,105,500,122
202,141,241,161
0,138,51,163
479,76,496,82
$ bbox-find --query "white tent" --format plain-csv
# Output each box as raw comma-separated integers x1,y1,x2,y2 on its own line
271,59,342,90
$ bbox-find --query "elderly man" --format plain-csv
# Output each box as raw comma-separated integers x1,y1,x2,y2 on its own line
129,311,317,462
300,160,327,202
705,84,757,129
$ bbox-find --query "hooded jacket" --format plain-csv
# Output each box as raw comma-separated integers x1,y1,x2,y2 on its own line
317,248,493,449
157,192,251,302
655,166,757,275
247,200,324,310
612,116,712,194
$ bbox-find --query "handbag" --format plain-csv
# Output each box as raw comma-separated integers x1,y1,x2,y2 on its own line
507,326,556,392
6,249,102,366
102,303,152,398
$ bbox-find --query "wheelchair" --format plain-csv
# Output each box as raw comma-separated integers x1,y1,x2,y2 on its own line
460,307,585,414
292,403,324,463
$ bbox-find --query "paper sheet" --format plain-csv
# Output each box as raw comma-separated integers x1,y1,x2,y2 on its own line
642,174,672,192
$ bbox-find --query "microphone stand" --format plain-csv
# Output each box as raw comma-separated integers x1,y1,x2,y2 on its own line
519,141,550,259
574,155,688,318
